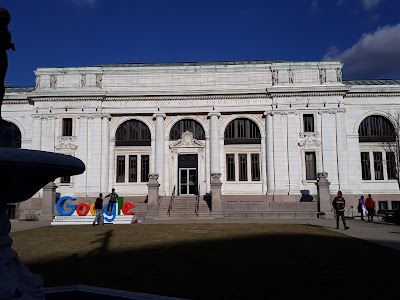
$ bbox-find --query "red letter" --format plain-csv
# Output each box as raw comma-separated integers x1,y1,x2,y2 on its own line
76,203,90,216
122,202,135,215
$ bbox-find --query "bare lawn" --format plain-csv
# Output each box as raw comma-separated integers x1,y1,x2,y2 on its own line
11,223,400,299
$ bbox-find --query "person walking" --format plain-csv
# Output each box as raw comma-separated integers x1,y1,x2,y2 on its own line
365,194,375,222
105,188,118,213
332,191,349,230
358,195,366,221
93,193,104,226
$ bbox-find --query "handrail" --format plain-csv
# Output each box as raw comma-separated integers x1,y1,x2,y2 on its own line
195,184,200,217
167,185,175,217
346,206,354,218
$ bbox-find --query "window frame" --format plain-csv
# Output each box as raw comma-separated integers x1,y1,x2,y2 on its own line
62,118,73,137
305,152,317,180
224,118,261,145
226,154,236,181
303,114,315,133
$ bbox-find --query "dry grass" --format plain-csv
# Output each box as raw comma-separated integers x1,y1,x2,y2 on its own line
11,224,400,299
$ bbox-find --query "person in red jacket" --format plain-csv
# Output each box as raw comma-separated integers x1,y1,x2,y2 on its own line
365,194,375,222
332,191,349,230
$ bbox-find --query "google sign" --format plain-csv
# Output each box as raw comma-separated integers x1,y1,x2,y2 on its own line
55,196,135,224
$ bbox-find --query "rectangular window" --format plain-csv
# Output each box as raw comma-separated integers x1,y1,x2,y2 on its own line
129,155,137,182
391,201,400,210
226,154,235,181
141,155,149,182
373,152,384,180
386,152,397,180
303,114,315,132
361,152,371,180
60,176,71,183
251,154,260,181
378,201,388,210
62,118,73,136
305,152,317,180
239,154,248,181
116,156,125,182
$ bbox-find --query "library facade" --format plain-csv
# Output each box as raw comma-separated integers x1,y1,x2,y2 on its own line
4,60,400,219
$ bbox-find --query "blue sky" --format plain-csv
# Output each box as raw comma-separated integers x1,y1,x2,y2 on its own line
2,0,400,86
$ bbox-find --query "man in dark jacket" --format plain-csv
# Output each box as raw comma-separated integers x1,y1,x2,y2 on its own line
105,188,118,213
93,193,104,226
332,191,349,230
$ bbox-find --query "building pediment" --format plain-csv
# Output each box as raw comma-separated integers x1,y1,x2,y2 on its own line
170,131,205,149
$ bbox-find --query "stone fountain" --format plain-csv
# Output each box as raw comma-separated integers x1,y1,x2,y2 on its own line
0,8,85,299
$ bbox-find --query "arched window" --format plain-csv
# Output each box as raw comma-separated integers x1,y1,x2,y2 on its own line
115,120,151,146
224,118,261,145
170,119,205,140
358,115,395,142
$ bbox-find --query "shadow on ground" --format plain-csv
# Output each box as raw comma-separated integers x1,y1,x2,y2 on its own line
12,224,400,300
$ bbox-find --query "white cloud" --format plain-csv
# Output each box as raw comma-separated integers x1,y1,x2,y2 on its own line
323,23,400,79
361,0,383,11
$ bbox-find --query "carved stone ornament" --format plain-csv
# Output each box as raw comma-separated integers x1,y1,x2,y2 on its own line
55,136,77,150
35,75,41,89
298,133,321,147
336,68,342,82
288,69,294,84
170,131,205,149
148,173,159,181
50,74,57,89
271,69,279,85
81,74,86,88
96,73,102,88
319,68,326,84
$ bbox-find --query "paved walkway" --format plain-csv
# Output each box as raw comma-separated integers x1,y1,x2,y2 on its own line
10,217,400,251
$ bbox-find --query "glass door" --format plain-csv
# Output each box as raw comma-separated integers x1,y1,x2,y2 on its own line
179,168,197,195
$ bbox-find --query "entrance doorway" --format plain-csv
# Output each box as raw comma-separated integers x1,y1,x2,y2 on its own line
179,168,197,195
178,154,198,195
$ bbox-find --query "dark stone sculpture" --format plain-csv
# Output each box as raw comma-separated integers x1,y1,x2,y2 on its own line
0,8,15,121
0,8,85,299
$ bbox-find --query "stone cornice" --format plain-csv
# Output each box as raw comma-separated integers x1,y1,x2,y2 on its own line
345,93,400,98
266,85,350,98
3,100,30,104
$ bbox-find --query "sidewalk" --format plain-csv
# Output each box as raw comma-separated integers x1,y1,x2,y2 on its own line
10,217,400,251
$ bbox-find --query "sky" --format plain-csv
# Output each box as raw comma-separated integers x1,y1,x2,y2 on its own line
1,0,400,86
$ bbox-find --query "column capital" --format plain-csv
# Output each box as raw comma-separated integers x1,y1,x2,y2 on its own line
207,112,221,118
153,113,166,120
101,114,112,120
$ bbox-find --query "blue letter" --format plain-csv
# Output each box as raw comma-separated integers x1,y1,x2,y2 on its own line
103,203,116,222
56,196,77,216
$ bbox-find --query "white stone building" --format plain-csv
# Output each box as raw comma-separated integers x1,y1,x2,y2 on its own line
3,60,400,219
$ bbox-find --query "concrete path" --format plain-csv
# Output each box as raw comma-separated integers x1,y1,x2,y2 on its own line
10,217,400,251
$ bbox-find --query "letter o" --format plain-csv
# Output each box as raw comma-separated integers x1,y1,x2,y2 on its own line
76,203,90,216
90,203,96,216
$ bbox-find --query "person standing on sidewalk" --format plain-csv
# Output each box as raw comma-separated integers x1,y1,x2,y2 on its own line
365,194,375,222
358,195,366,221
332,191,349,230
105,188,118,213
93,193,104,226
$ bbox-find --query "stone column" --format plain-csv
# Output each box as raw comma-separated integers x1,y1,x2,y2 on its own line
205,136,211,193
101,115,110,194
75,115,89,196
265,112,275,194
261,132,267,195
153,113,166,195
40,182,57,220
335,111,350,192
31,115,42,150
146,174,160,218
316,172,332,217
210,173,223,217
208,112,221,174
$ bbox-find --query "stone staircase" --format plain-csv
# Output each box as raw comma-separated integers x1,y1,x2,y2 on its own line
156,195,213,219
